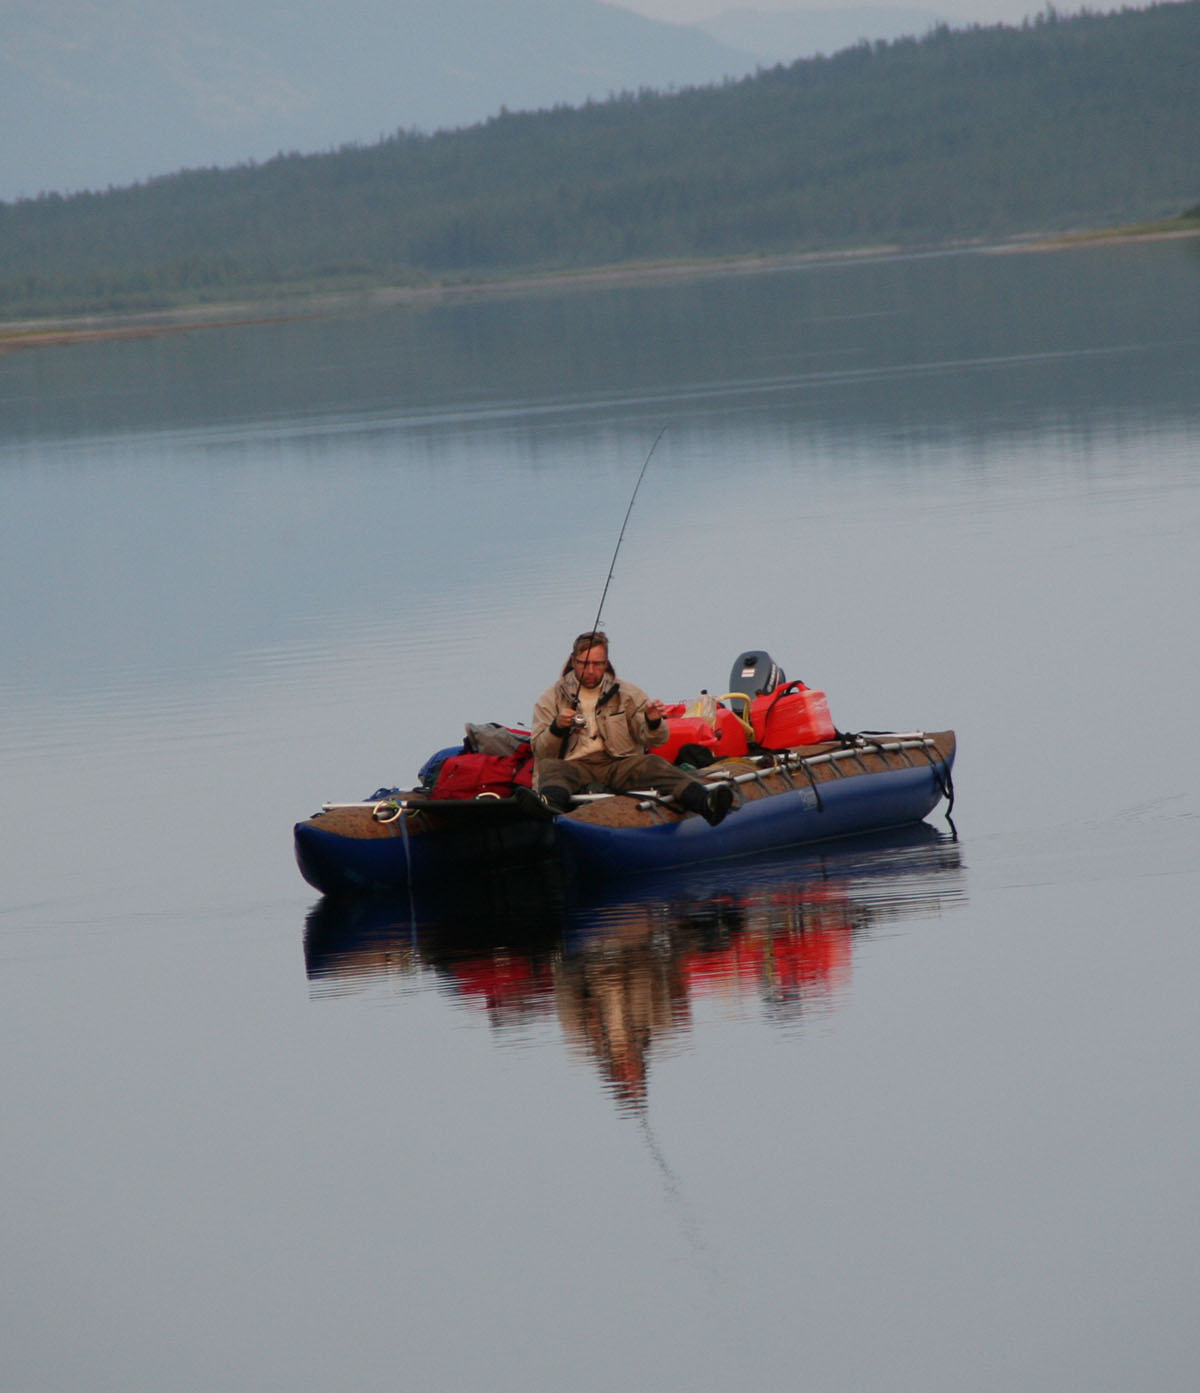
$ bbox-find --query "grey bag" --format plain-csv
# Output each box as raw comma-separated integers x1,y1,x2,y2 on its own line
464,722,527,756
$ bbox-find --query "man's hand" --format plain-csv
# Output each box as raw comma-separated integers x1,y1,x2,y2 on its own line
643,699,665,725
557,707,579,730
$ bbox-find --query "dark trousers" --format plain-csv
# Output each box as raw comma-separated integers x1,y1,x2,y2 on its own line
535,751,699,800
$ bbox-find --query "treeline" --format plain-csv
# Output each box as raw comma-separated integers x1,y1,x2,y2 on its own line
2,2,1198,319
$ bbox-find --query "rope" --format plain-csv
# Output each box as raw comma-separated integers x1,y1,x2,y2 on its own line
796,757,825,812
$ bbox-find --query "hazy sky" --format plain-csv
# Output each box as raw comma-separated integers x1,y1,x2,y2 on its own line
618,0,1120,26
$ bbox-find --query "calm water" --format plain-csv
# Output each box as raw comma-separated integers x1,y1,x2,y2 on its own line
3,240,1199,1392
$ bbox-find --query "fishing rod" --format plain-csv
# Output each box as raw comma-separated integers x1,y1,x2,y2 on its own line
562,427,667,735
586,426,667,641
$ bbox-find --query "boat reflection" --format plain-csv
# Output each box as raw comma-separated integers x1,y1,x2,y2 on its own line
303,824,965,1111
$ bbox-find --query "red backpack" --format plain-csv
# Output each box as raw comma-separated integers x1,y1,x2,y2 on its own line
431,743,534,800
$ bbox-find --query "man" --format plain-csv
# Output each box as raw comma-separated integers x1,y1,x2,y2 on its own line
530,631,733,825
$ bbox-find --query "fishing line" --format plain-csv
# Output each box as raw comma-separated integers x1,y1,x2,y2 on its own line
587,426,667,640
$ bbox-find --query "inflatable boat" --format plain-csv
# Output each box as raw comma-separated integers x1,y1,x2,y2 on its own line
294,651,955,898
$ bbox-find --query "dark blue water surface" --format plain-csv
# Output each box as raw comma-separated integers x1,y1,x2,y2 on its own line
2,239,1199,1392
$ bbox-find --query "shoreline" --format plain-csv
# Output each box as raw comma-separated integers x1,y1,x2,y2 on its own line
2,224,1196,355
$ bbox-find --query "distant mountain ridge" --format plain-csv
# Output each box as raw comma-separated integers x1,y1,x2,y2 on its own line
1,0,956,203
1,0,758,201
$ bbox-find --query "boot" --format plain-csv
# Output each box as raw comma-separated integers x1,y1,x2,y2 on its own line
513,786,561,820
538,785,574,815
702,782,734,827
679,780,733,827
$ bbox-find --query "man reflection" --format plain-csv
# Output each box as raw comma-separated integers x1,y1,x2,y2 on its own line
553,910,689,1112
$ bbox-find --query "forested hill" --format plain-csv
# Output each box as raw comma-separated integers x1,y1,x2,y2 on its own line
2,2,1198,320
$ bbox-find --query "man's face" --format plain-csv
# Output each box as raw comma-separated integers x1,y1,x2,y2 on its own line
572,645,608,689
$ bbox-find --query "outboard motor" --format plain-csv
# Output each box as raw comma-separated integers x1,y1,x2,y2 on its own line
728,650,785,697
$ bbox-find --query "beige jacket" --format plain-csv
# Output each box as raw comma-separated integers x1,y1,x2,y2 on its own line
531,668,668,762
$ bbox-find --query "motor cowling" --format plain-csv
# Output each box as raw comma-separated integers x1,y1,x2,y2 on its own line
727,650,785,697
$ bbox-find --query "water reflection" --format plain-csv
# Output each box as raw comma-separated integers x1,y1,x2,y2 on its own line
304,825,965,1111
